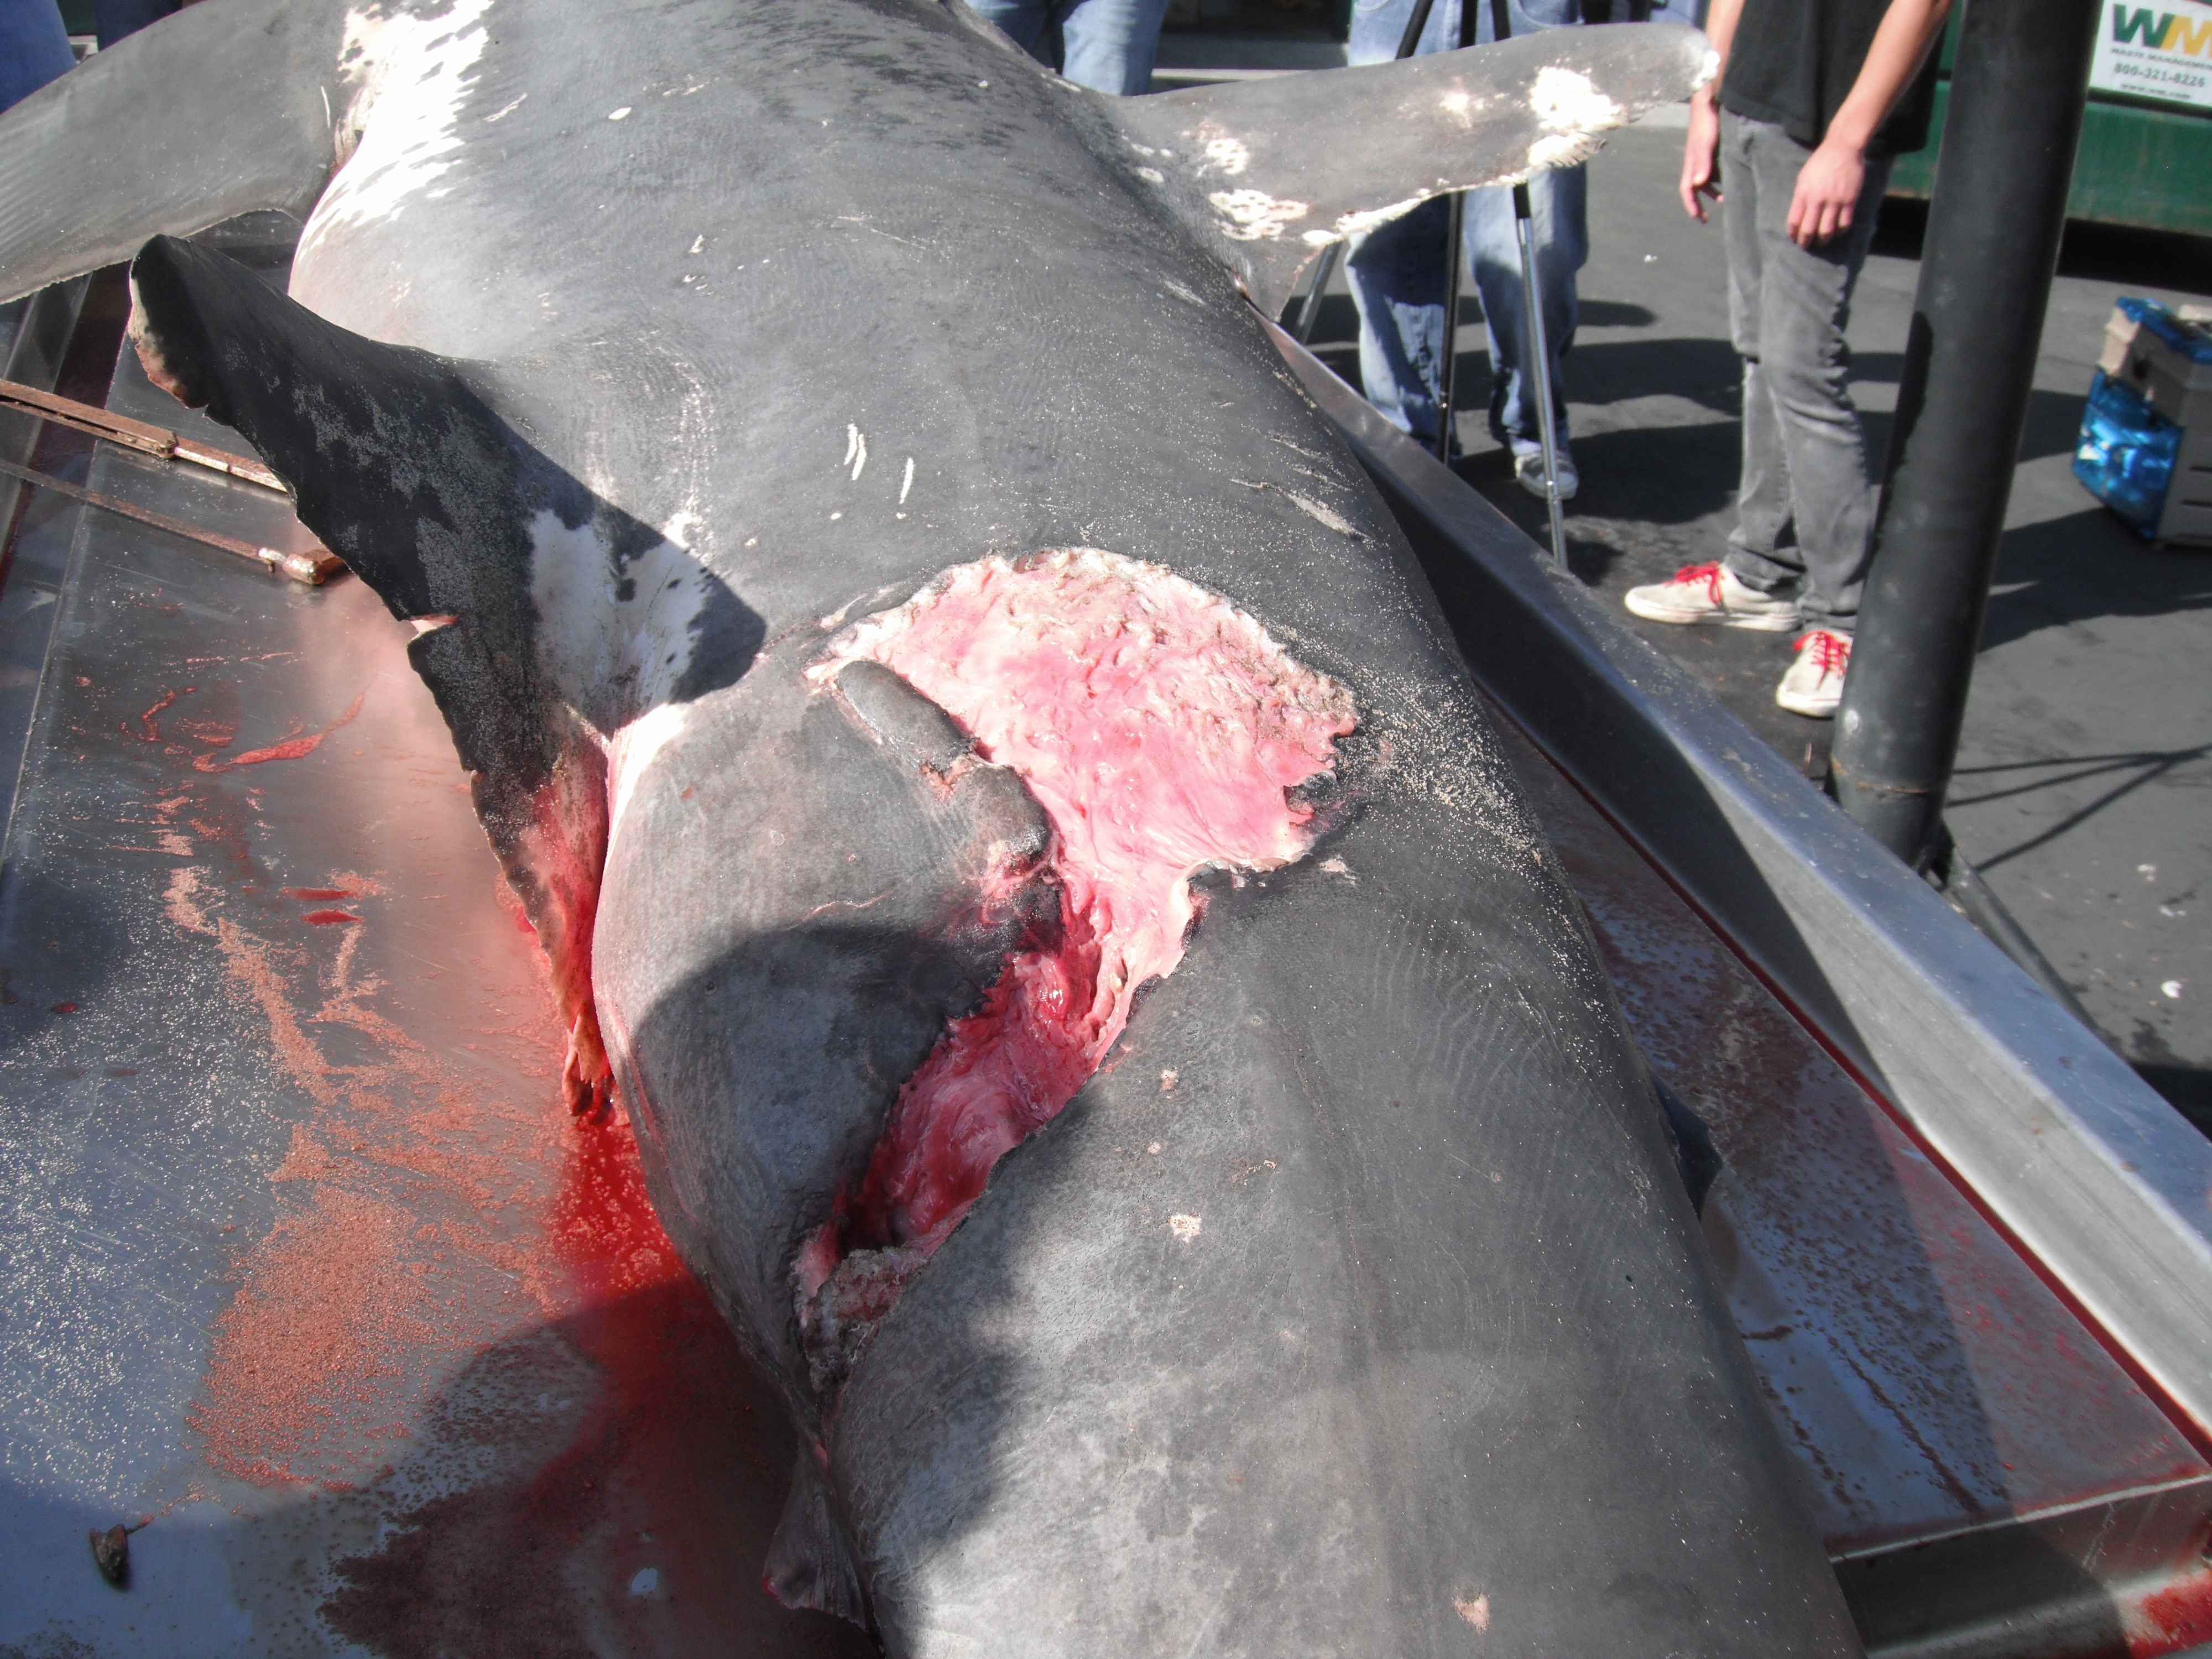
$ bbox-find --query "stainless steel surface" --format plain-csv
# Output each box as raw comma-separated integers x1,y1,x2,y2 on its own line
0,338,872,1657
1492,695,2212,1656
1269,320,2212,1452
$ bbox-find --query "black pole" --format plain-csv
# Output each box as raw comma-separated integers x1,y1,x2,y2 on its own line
1827,0,2099,868
1430,0,1482,461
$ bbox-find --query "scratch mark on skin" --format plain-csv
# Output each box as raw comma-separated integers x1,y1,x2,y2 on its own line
1162,278,1206,308
607,106,632,121
687,234,704,254
484,92,525,122
1168,1214,1202,1241
899,456,915,505
1456,1593,1491,1631
790,889,896,928
1229,478,1367,540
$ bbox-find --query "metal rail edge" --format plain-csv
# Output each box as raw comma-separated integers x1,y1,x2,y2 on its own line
1267,319,2212,1442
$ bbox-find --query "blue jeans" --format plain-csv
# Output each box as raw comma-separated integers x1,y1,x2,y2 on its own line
95,0,177,48
966,0,1171,95
1342,0,1588,450
0,0,72,116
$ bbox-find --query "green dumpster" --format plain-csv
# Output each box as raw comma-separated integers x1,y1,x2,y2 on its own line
1888,0,2212,238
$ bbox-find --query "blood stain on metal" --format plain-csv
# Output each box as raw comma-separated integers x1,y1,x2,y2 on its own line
2131,1554,2212,1654
192,686,367,774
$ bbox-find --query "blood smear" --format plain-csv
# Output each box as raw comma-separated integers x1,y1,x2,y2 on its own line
813,548,1354,1260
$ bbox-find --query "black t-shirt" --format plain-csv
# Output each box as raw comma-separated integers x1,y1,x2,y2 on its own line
1720,0,1943,156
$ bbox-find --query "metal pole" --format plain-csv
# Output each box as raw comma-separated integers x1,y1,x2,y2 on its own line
1292,243,1342,345
1828,0,2099,868
1489,0,1568,566
1432,0,1479,463
1515,186,1569,568
1435,190,1467,462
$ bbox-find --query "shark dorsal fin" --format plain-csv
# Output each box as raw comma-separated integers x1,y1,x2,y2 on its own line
1100,24,1713,314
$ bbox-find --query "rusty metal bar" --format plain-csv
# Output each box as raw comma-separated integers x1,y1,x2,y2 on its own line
0,374,287,493
0,454,340,585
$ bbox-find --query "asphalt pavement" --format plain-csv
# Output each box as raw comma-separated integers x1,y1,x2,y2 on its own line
1284,115,2211,1130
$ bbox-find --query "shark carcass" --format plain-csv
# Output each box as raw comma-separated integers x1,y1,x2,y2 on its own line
0,2,1860,1653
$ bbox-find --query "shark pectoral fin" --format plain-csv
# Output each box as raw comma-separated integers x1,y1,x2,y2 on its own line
131,231,616,1108
0,0,352,304
1103,23,1714,315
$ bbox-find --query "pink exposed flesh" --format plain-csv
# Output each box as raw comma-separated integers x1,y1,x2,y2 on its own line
818,549,1355,1264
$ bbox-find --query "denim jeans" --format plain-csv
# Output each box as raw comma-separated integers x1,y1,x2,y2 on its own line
0,0,72,116
966,0,1171,95
1718,112,1892,634
1341,0,1587,450
95,0,177,49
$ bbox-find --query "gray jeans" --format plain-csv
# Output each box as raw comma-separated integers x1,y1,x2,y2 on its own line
1719,112,1893,635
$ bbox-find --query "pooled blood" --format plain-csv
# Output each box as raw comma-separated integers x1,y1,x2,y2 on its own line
814,549,1354,1275
302,910,360,926
283,887,355,901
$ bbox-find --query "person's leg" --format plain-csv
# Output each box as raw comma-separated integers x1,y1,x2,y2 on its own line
1347,0,1460,65
1719,113,1803,599
1467,164,1585,489
91,0,175,49
1743,120,1892,635
1625,111,1801,630
1344,198,1452,444
0,0,74,115
1056,0,1171,93
965,0,1053,61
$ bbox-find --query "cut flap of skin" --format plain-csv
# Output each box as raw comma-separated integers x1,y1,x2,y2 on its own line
1104,23,1714,315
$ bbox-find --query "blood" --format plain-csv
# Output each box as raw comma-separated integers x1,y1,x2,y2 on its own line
804,550,1353,1307
132,686,187,743
2136,1561,2212,1654
194,688,366,774
283,887,356,902
302,910,360,926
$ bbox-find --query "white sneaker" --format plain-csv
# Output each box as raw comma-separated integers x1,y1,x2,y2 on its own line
1776,628,1851,717
1513,445,1579,502
1623,562,1799,631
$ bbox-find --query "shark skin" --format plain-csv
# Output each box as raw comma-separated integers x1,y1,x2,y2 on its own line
0,2,1857,1653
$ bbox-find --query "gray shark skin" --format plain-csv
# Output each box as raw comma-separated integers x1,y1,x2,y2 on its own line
0,3,1858,1654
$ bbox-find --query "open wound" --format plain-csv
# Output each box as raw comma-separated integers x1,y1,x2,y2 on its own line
794,549,1355,1393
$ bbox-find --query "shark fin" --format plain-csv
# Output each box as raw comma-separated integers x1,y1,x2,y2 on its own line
128,231,620,1111
1101,23,1713,315
0,0,353,303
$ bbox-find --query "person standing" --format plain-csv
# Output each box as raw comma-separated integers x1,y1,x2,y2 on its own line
967,0,1172,95
1623,0,1950,716
1342,0,1588,499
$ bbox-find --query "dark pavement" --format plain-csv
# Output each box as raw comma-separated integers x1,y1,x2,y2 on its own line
1293,118,2211,1125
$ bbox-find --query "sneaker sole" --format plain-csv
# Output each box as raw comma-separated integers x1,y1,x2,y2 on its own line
1775,688,1841,717
1623,594,1799,631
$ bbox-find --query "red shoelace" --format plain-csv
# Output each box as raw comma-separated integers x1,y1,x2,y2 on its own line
1793,629,1851,675
1669,561,1725,601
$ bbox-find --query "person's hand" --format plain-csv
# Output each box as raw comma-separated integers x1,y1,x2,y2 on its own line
1786,139,1866,247
1679,96,1722,222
